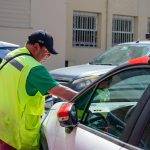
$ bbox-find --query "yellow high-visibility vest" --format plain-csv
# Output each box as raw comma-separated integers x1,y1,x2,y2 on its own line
0,47,45,150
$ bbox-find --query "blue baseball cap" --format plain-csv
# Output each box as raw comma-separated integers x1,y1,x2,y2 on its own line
28,30,58,55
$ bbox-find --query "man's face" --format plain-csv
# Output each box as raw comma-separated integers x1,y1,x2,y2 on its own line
39,46,51,62
32,43,51,62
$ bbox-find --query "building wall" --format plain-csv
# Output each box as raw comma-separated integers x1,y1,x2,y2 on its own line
0,0,67,70
66,0,107,66
0,0,150,68
30,0,67,70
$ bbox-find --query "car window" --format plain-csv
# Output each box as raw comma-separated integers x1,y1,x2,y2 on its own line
89,44,150,65
75,85,97,120
71,76,99,91
76,68,150,142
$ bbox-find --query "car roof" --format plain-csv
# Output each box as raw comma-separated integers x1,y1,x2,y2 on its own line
0,41,19,48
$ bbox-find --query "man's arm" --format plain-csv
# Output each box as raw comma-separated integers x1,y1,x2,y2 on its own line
48,84,78,101
26,66,78,100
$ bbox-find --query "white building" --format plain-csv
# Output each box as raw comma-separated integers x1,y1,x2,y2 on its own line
0,0,150,70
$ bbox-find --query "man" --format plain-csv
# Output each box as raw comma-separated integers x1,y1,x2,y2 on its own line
0,30,78,150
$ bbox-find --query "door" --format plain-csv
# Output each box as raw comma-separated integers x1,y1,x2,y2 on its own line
66,66,150,150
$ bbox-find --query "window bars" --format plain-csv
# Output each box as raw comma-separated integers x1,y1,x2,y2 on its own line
73,11,98,47
112,15,134,45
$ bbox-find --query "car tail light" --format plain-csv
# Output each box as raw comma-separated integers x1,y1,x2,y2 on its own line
128,56,150,65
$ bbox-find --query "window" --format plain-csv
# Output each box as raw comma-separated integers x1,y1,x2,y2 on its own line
0,0,31,28
75,68,150,142
75,86,96,120
112,15,134,45
73,11,98,47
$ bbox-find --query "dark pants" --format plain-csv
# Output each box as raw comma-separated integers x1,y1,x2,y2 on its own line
0,140,15,150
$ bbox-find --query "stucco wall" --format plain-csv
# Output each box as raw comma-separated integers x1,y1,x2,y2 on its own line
0,0,67,70
31,0,67,70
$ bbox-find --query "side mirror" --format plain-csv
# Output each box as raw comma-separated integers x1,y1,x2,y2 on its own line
57,103,78,128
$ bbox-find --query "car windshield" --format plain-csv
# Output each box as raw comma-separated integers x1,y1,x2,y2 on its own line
89,44,150,65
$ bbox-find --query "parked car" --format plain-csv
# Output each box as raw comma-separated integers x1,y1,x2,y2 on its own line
44,74,99,110
0,41,19,63
42,56,150,150
50,41,150,92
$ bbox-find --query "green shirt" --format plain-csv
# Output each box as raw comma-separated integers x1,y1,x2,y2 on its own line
26,65,59,96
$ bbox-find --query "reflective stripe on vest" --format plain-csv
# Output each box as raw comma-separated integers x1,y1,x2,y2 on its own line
5,58,24,71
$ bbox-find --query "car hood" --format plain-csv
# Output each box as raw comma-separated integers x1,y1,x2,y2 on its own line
0,41,19,48
50,64,116,79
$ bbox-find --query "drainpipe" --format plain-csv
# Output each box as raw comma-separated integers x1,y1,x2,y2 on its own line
106,0,109,49
65,60,68,67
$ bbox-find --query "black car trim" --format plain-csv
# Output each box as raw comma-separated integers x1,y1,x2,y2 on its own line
78,124,140,150
128,85,150,146
121,83,150,143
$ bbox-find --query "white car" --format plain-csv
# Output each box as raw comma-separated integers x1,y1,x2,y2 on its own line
42,56,150,150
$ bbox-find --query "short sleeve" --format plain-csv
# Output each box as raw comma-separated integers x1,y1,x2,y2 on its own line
26,65,59,96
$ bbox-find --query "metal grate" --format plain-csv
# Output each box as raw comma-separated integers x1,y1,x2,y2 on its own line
112,15,134,45
73,11,98,47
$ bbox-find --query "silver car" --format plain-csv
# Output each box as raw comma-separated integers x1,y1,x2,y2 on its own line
50,41,150,91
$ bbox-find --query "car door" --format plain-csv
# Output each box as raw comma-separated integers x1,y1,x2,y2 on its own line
123,84,150,149
65,64,150,150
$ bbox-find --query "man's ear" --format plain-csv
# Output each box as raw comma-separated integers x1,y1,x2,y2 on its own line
32,43,40,54
33,43,39,49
